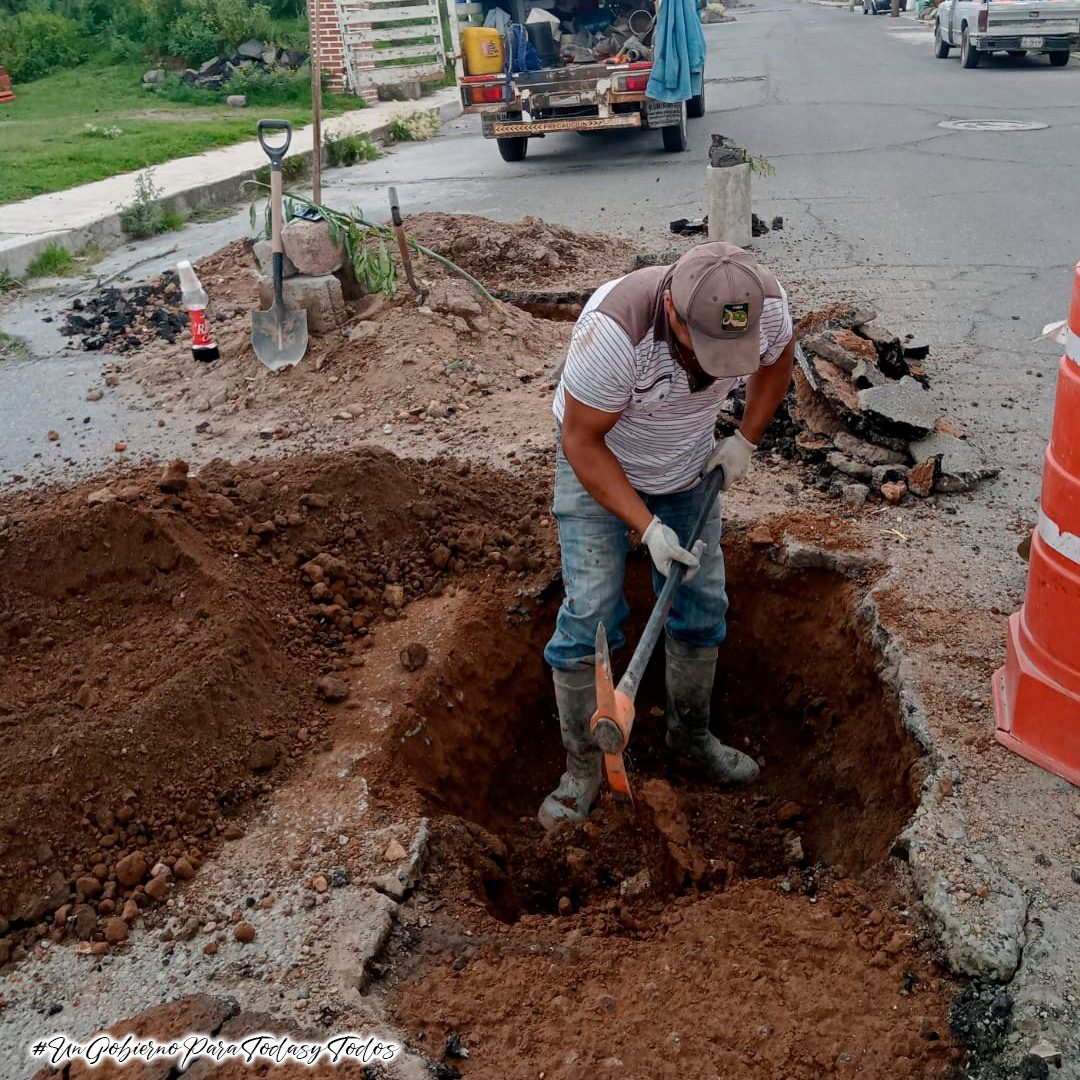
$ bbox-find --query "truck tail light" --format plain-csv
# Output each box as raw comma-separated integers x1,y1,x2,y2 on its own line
622,73,650,92
977,5,988,31
469,85,506,104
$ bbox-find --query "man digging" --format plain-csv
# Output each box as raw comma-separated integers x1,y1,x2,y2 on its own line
540,242,796,828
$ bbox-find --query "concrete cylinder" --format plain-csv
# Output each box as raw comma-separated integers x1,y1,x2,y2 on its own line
706,162,752,249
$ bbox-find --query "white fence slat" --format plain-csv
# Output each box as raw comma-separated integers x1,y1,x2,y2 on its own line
373,42,442,60
368,23,439,39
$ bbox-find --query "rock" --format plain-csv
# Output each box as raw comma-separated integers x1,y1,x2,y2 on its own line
909,431,997,492
236,39,268,59
85,387,104,402
428,281,484,320
839,482,869,507
252,239,297,278
173,856,195,881
75,875,101,901
907,457,937,498
881,480,907,504
145,875,169,902
329,867,351,887
748,524,775,546
432,544,452,569
426,401,449,419
384,584,405,610
775,800,803,825
233,921,256,943
226,94,247,108
456,522,486,554
857,378,937,439
832,431,905,467
159,459,189,494
281,219,345,276
114,852,148,888
311,874,328,893
316,674,350,702
827,452,873,482
71,904,98,940
851,359,886,390
619,869,651,898
383,838,408,862
103,916,128,944
247,741,277,771
1030,1039,1062,1067
87,487,114,506
400,643,428,672
257,273,344,334
347,321,378,343
558,895,574,915
802,329,875,373
142,68,166,85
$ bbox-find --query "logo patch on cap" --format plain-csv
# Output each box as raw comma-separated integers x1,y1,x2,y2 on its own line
721,303,750,331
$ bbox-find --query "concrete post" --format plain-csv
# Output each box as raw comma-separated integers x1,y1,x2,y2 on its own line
706,163,752,248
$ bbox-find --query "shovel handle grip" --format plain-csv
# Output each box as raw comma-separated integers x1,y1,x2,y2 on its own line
618,465,726,701
257,119,293,166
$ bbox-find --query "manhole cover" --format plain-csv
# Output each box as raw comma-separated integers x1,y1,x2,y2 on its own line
938,118,1049,132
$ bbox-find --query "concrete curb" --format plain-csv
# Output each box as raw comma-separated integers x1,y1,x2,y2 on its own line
0,92,461,279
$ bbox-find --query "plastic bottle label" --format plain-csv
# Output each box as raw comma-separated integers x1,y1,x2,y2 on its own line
188,308,215,348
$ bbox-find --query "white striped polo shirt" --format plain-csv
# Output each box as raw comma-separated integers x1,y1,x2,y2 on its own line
553,268,793,494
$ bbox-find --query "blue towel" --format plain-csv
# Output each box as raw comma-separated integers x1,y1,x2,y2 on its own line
646,0,706,104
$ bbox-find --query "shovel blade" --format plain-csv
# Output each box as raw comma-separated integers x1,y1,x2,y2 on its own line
251,303,308,371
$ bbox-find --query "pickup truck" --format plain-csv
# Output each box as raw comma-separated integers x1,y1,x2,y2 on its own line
934,0,1080,67
453,1,705,161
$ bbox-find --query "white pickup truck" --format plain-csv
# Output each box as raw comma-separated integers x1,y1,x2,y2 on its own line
934,0,1080,67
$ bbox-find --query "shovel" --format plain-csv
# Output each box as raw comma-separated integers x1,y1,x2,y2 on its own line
589,465,726,805
388,186,427,305
252,119,308,370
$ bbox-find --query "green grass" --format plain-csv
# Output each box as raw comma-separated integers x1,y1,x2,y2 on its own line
0,59,355,205
26,242,75,277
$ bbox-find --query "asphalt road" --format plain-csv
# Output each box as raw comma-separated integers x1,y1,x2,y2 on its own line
3,0,1080,503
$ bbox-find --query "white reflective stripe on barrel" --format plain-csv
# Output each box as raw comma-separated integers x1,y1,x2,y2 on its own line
1039,509,1080,567
1068,326,1080,366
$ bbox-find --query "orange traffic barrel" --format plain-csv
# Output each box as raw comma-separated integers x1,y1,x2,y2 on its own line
993,263,1080,785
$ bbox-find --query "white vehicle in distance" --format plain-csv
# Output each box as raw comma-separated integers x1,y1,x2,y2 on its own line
934,0,1080,67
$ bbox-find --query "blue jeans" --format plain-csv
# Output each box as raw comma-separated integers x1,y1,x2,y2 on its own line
544,443,728,671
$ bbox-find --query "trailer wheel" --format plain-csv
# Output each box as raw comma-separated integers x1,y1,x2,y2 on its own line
662,103,688,152
960,27,980,67
1049,49,1070,65
934,22,951,57
497,137,528,162
687,81,706,119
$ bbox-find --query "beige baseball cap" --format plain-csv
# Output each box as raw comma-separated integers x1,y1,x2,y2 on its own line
669,242,768,378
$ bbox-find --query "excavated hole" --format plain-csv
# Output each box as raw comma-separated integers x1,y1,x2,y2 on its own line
400,540,922,923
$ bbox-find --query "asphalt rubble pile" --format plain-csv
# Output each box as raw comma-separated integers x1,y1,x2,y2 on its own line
739,303,997,507
142,38,308,92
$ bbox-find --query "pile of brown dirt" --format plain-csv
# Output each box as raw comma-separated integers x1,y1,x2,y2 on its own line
113,247,571,448
406,212,638,295
0,448,556,962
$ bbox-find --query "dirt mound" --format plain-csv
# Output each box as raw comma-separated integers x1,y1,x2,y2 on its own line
75,236,573,442
407,212,637,295
0,448,556,963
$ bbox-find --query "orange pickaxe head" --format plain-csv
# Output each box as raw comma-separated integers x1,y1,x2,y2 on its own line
589,621,638,803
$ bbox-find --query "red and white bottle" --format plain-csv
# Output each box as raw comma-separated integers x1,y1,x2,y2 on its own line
177,259,219,363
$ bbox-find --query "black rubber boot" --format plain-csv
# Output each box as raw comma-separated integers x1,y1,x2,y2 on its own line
664,636,760,784
538,666,603,829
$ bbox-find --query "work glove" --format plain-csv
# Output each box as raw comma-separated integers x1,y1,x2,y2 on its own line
704,430,756,491
642,516,704,580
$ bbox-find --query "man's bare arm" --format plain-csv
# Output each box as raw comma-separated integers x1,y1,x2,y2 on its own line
740,338,796,444
562,393,653,535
